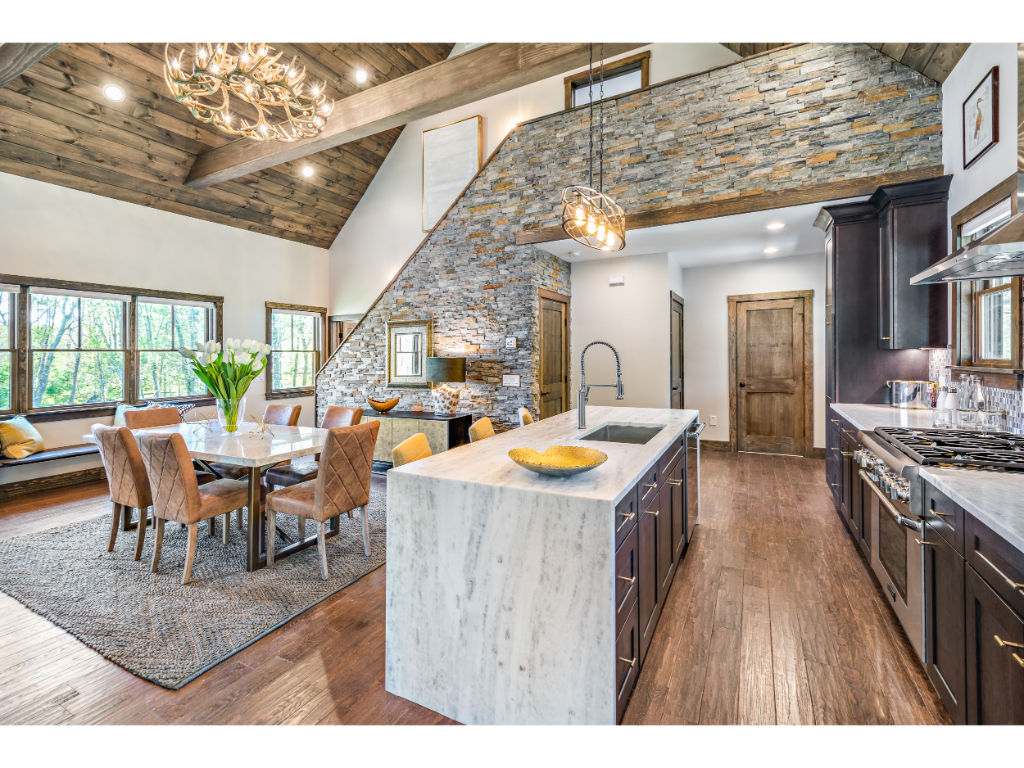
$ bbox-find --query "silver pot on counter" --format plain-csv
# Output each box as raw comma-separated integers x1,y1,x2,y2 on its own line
887,379,934,409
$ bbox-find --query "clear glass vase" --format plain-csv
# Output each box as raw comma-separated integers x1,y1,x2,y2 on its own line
216,396,247,433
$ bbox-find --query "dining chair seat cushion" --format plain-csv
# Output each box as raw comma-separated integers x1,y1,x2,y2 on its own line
266,480,318,519
265,460,319,488
197,479,249,519
92,425,152,508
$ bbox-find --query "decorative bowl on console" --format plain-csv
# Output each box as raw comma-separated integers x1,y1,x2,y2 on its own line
367,396,400,413
508,445,608,477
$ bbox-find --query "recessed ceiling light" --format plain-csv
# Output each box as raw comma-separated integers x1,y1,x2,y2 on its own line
763,246,779,255
355,68,368,84
102,84,126,102
765,221,785,231
301,165,315,178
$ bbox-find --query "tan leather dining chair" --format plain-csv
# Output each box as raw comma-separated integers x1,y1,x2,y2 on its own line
469,417,495,442
517,407,534,427
392,432,432,467
264,406,364,490
265,421,380,579
92,425,153,561
124,406,180,430
139,433,249,585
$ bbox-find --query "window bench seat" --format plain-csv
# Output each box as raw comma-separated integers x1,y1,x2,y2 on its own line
0,444,99,468
0,444,103,500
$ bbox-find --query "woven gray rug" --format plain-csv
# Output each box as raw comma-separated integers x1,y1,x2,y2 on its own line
0,486,387,689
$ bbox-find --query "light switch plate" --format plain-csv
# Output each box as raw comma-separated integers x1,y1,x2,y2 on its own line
504,336,517,349
502,374,521,387
609,274,624,286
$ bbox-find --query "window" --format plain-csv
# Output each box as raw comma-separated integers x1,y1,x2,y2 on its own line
0,286,15,412
138,299,215,400
565,51,650,109
266,303,326,398
29,289,126,409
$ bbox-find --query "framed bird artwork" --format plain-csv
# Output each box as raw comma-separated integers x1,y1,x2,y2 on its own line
963,66,999,169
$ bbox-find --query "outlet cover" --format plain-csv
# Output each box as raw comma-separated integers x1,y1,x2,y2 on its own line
709,415,718,426
504,336,517,349
609,274,624,287
502,374,521,387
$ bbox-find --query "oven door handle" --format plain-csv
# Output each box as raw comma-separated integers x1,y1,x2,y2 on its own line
859,470,922,532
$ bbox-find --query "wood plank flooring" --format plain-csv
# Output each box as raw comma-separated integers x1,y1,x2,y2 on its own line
0,452,947,725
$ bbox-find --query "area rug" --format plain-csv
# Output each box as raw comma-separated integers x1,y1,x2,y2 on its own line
0,486,387,689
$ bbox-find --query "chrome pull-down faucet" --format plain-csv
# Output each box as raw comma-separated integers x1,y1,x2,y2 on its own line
578,341,624,429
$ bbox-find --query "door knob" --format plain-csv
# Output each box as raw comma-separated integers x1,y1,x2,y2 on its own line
739,382,746,388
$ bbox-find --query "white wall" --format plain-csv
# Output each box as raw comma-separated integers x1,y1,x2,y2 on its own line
681,252,826,449
570,253,675,409
942,43,1019,244
328,44,739,316
0,172,328,481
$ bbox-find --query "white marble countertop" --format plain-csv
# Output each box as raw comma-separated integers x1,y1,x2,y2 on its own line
390,406,699,506
918,467,1024,553
85,422,327,467
831,403,937,432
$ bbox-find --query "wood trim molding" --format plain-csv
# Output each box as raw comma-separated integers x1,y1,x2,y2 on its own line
516,166,945,246
563,50,650,110
537,288,571,418
265,301,328,399
0,43,59,88
727,290,814,457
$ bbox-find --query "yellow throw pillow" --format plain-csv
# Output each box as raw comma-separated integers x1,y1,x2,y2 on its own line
0,416,45,459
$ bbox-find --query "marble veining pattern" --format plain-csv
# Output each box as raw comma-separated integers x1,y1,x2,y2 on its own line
831,403,938,432
385,407,698,724
918,467,1024,553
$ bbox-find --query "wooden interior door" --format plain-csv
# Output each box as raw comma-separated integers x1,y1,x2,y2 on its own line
732,293,811,455
670,292,684,408
539,290,569,419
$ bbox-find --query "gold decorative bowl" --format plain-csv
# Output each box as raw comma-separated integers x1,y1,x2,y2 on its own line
508,445,608,477
367,396,400,413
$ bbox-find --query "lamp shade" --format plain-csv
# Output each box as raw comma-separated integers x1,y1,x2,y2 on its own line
426,356,466,383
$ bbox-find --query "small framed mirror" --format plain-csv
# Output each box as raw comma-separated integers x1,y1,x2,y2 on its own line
387,319,433,388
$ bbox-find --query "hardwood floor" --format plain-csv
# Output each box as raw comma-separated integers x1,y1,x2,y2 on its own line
0,452,947,725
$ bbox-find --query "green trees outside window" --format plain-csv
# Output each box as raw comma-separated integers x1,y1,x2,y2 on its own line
0,290,12,411
138,300,211,400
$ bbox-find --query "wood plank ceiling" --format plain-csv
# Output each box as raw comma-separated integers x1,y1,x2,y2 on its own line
0,43,453,248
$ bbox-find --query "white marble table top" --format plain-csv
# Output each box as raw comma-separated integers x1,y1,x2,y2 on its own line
390,405,699,505
84,422,327,467
831,403,937,432
918,467,1024,554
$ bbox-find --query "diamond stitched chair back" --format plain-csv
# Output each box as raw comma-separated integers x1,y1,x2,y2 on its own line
263,405,365,493
92,425,153,561
124,407,181,430
265,421,380,579
391,432,432,467
517,407,534,427
469,417,495,442
139,432,248,584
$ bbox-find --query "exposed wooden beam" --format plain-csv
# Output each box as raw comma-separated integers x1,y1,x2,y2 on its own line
515,165,946,246
867,43,968,84
186,42,644,189
0,43,59,87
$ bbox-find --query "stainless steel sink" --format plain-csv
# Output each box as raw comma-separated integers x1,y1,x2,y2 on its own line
578,423,665,445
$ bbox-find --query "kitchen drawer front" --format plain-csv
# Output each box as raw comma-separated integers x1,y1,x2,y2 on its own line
614,486,639,549
615,599,640,724
615,524,639,633
923,481,965,555
638,465,659,509
657,436,685,477
966,514,1024,619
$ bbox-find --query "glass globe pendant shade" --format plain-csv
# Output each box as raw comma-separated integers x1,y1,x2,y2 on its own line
561,186,625,252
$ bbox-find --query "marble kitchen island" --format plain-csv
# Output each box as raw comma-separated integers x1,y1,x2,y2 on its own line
385,406,700,724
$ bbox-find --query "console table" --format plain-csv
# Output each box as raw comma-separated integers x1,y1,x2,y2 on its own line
362,410,472,465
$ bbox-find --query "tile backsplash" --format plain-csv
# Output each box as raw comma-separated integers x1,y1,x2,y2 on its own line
930,348,1024,434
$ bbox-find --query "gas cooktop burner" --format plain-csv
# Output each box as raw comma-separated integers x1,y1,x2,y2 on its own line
874,427,1024,471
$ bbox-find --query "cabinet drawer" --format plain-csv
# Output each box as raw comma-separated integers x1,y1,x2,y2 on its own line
614,486,638,549
966,515,1024,619
615,599,640,724
923,482,964,555
615,525,639,634
638,465,659,509
658,436,685,477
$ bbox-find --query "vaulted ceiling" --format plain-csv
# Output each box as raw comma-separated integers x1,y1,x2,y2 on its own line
0,43,454,248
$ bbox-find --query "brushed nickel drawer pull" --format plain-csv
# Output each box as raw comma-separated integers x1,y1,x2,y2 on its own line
666,479,682,486
881,336,891,340
644,482,657,491
645,509,660,517
618,656,637,668
976,551,1024,594
915,538,935,546
615,512,636,534
617,575,636,585
994,634,1024,650
1014,653,1024,668
840,451,854,458
928,507,951,517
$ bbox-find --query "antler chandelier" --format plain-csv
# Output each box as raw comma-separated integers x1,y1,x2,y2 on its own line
561,44,625,252
163,43,334,142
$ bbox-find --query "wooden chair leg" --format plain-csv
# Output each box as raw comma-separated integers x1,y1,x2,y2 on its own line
266,508,277,566
317,521,329,579
360,505,370,557
222,512,230,545
151,517,165,573
133,508,148,561
108,502,121,552
182,523,199,585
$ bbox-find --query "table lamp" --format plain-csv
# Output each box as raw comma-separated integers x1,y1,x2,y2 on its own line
426,357,467,415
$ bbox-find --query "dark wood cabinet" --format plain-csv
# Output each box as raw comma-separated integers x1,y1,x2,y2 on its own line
923,524,966,724
840,429,860,538
871,176,951,350
637,470,660,665
615,600,640,724
965,566,1024,724
655,481,674,603
670,457,686,562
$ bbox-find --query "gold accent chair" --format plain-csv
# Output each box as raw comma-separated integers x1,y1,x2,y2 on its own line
517,407,534,427
139,433,248,585
92,425,154,561
469,417,495,442
391,432,432,467
265,421,380,579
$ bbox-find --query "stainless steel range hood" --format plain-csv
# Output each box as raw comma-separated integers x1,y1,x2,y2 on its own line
910,173,1024,285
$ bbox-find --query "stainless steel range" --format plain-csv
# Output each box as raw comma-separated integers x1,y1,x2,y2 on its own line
852,426,1024,662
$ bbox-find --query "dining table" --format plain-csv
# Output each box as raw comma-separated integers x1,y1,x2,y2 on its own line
85,420,333,571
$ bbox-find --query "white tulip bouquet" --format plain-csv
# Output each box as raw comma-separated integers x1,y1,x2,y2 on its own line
179,338,271,432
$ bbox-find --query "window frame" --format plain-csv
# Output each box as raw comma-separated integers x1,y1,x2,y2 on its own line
0,273,223,421
0,285,17,416
265,301,327,400
136,297,218,403
564,51,650,110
